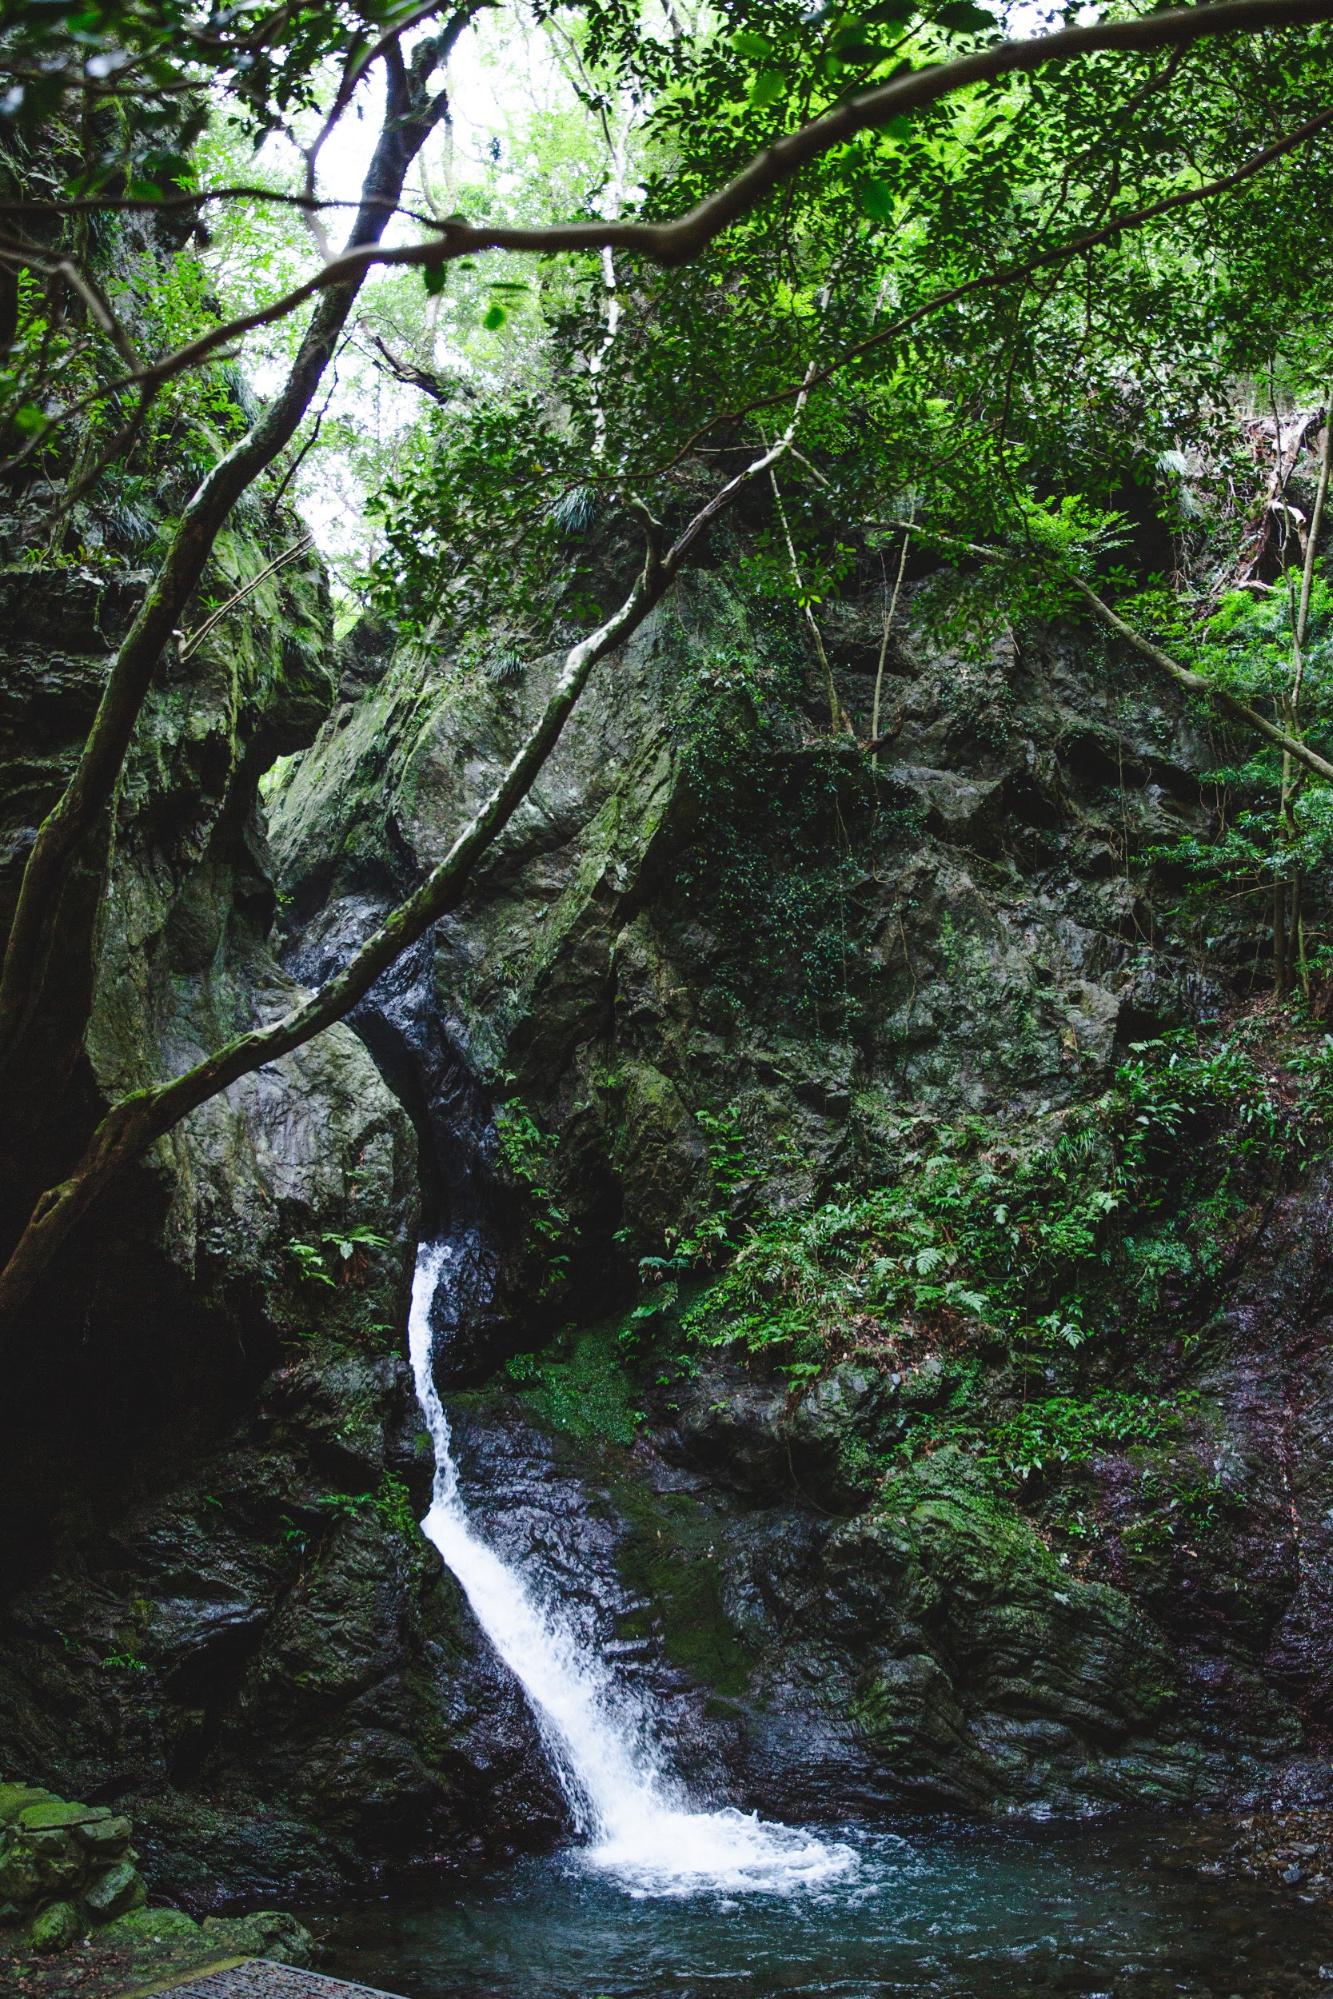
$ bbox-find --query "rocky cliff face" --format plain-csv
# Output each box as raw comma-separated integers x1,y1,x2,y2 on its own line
266,541,1333,1821
5,465,1333,1912
0,487,561,1899
269,562,1226,1345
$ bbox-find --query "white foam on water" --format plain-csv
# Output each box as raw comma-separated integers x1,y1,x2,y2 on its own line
408,1240,858,1899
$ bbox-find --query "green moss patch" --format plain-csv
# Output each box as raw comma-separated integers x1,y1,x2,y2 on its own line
506,1318,643,1446
610,1481,751,1699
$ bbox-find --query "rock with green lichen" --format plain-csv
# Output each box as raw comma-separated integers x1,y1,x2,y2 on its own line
81,1859,146,1920
104,1907,202,1945
0,1785,145,1950
201,1909,313,1965
27,1900,79,1954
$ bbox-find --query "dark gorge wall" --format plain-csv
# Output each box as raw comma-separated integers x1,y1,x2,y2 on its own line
4,448,1333,1907
268,543,1333,1821
0,424,563,1900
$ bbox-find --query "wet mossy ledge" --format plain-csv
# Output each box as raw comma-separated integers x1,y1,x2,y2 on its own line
439,1009,1333,1819
0,1782,311,1995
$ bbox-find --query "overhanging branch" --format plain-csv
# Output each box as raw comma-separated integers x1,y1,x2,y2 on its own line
0,400,816,1325
7,0,1333,468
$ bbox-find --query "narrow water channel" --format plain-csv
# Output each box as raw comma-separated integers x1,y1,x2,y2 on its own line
409,1238,853,1896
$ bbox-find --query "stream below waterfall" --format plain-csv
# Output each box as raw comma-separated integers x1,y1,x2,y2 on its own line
355,1243,1333,1998
315,1819,1333,1999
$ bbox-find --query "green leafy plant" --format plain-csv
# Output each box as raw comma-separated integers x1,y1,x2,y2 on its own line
674,1027,1295,1383
375,1473,419,1543
495,1098,571,1297
284,1226,391,1290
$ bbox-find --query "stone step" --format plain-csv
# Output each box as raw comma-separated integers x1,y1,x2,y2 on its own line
135,1958,409,1999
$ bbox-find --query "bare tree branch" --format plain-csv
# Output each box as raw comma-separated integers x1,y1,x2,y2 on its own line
1068,574,1333,785
366,331,467,402
0,187,451,225
178,533,314,662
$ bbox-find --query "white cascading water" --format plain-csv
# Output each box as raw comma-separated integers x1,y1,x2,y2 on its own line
408,1240,857,1898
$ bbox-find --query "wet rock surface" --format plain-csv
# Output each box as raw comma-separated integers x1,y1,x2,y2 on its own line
8,484,1333,1915
444,1375,1208,1819
0,526,578,1905
0,1361,566,1904
1200,1808,1333,1902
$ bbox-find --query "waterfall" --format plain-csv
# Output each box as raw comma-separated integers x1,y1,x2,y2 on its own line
408,1240,857,1898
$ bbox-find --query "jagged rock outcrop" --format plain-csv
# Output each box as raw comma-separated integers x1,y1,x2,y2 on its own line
264,547,1333,1818
269,562,1230,1364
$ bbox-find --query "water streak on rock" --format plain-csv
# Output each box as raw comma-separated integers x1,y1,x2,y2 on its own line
408,1240,855,1897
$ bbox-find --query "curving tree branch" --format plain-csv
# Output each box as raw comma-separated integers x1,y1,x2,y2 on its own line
1068,576,1333,785
0,6,484,1092
0,391,818,1326
6,0,1333,468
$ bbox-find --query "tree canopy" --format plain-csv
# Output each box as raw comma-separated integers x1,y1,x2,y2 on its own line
4,0,1333,1318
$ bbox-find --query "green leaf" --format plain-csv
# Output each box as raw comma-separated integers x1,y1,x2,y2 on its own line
421,261,447,295
733,29,773,57
831,38,890,63
830,19,895,57
143,148,190,188
935,0,995,30
750,69,787,107
483,303,507,330
862,180,896,221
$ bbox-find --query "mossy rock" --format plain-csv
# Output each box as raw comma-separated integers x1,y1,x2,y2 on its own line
104,1906,203,1945
510,1319,642,1446
200,1909,313,1965
15,1801,106,1832
82,1858,145,1920
0,1788,55,1826
28,1899,80,1953
73,1815,132,1854
0,1844,42,1907
0,1787,146,1934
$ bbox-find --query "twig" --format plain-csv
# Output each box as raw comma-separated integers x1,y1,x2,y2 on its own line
179,534,314,662
872,507,913,761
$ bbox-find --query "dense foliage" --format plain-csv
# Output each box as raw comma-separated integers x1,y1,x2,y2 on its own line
8,0,1333,1310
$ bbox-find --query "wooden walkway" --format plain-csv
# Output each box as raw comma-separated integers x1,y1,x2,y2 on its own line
145,1962,408,1999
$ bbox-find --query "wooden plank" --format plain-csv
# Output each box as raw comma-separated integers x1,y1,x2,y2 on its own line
134,1959,410,1999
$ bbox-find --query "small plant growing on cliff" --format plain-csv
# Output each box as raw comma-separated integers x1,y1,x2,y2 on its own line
375,1474,419,1544
677,1026,1297,1379
495,1098,570,1297
285,1226,391,1290
647,1102,761,1278
286,1238,334,1288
